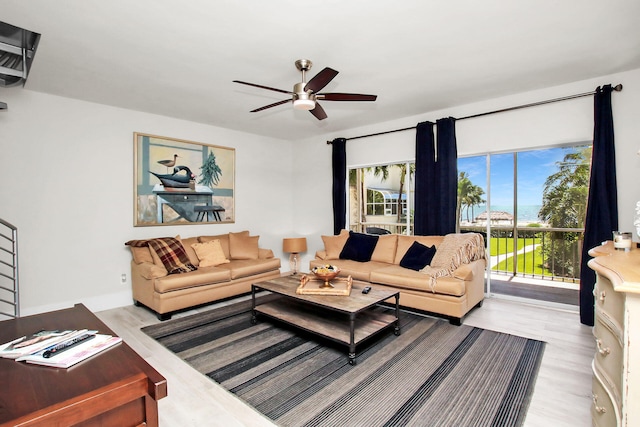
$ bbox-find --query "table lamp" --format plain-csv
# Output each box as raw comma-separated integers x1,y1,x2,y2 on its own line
282,237,307,274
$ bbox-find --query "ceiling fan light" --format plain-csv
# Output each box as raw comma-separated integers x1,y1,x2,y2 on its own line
293,98,315,110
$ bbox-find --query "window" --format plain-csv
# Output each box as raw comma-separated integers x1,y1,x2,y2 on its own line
349,162,414,234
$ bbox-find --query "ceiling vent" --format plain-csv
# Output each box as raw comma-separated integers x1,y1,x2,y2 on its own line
0,21,40,88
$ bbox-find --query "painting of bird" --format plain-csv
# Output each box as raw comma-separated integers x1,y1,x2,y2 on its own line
157,154,179,172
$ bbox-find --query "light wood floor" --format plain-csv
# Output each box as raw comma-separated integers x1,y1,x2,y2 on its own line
96,294,595,427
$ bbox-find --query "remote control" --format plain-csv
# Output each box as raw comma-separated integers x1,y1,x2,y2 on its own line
362,286,371,294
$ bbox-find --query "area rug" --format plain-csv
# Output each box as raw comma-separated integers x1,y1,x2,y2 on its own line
142,295,545,427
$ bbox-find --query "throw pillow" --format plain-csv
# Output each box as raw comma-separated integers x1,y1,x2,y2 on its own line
321,229,350,259
370,234,398,263
191,239,230,267
229,233,260,260
399,241,437,271
339,231,379,262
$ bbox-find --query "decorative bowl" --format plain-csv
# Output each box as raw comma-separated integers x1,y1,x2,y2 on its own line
311,265,340,288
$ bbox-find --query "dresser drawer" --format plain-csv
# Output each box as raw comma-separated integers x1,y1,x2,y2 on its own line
592,367,620,427
594,276,624,330
593,316,623,402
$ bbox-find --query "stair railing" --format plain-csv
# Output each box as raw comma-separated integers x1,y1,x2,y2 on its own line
0,218,19,319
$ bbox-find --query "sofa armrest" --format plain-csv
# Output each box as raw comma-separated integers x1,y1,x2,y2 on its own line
452,263,474,281
133,262,168,280
315,250,329,260
259,248,274,259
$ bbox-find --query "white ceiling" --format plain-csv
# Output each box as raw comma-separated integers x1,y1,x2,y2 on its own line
3,0,640,141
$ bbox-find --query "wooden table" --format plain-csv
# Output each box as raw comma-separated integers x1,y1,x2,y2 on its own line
251,275,400,365
0,304,167,427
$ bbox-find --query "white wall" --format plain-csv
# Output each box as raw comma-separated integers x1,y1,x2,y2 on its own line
0,89,294,315
295,68,640,269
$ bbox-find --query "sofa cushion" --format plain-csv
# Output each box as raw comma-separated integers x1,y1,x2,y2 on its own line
154,267,231,293
394,235,444,265
191,239,230,267
130,246,154,265
370,234,398,264
214,258,281,280
370,265,466,297
399,241,436,271
339,231,379,262
199,231,249,259
179,236,201,267
229,233,260,260
321,229,350,259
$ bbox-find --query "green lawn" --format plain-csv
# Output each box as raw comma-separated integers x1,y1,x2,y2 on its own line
489,237,552,276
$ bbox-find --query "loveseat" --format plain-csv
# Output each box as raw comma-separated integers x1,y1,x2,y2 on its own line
309,230,486,325
126,231,281,320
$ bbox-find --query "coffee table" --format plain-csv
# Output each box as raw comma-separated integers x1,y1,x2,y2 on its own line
251,275,400,365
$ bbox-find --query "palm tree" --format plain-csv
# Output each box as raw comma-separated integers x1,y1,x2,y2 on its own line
457,172,485,223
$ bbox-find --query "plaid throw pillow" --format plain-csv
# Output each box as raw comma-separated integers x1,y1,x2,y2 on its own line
126,238,197,274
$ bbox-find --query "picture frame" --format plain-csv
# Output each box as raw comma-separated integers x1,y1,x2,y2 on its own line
134,132,235,226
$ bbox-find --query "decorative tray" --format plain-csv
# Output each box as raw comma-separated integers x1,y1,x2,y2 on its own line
296,275,353,296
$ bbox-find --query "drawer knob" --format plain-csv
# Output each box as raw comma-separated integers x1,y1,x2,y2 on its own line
595,339,610,356
598,291,606,302
592,394,607,414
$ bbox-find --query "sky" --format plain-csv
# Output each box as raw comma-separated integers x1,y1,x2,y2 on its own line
458,146,588,207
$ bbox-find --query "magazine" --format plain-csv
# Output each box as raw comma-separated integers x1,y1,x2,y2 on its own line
16,334,122,368
0,329,77,359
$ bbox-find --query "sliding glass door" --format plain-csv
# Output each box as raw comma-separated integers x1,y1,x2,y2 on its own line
458,145,589,305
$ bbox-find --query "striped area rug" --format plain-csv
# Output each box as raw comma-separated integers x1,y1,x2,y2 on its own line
142,295,545,427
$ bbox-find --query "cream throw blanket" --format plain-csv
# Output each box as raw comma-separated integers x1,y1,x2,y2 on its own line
420,233,486,292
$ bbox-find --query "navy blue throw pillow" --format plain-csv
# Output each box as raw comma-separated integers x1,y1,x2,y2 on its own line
339,231,379,262
399,241,437,271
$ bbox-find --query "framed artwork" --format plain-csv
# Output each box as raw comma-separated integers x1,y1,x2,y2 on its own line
134,132,235,226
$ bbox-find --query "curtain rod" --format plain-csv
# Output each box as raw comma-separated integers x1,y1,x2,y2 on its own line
326,83,623,144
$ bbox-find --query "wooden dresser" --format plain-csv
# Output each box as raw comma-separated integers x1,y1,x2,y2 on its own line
588,242,640,427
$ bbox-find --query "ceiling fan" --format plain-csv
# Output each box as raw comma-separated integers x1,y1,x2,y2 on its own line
233,59,377,120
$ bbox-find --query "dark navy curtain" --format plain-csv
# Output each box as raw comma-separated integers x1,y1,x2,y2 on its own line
579,85,617,326
414,121,435,235
435,117,458,234
414,118,458,235
331,138,347,235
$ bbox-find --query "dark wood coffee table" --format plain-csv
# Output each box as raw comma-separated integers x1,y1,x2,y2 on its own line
251,275,400,365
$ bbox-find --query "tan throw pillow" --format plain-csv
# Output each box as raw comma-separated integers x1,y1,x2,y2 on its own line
229,233,259,260
199,234,231,258
371,234,398,264
321,229,349,259
130,246,154,264
191,239,230,267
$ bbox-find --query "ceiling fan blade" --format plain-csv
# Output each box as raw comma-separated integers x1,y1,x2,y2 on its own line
233,80,293,95
318,93,377,102
309,102,327,120
304,67,338,93
250,99,291,112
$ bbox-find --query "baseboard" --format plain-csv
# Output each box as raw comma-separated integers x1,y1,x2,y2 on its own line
20,289,133,317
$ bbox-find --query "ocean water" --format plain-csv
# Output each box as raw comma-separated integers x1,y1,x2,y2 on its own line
465,205,543,223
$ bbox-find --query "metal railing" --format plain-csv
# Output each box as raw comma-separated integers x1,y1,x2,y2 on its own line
461,225,584,283
0,218,19,319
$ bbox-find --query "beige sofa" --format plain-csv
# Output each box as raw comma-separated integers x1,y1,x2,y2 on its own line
127,231,281,320
309,230,486,325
